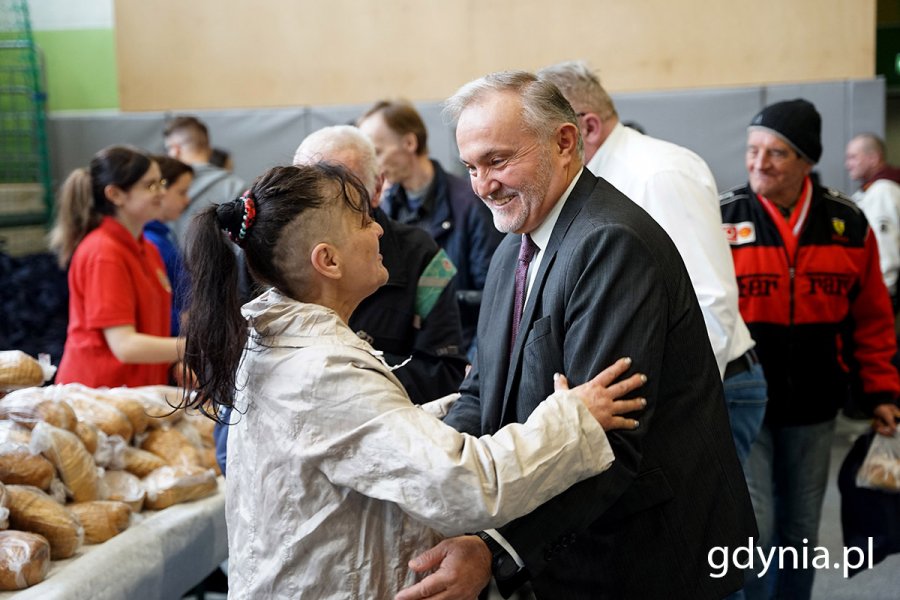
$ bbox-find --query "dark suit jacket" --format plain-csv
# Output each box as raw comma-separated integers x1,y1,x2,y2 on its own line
444,170,757,599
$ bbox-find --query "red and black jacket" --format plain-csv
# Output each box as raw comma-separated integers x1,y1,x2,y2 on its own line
721,179,899,426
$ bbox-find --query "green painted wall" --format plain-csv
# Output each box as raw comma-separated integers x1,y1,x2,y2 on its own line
32,28,118,110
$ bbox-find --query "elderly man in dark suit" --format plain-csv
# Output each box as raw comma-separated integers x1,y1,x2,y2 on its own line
396,71,757,600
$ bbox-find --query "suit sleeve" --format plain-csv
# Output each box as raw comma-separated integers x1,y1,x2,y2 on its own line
495,222,673,580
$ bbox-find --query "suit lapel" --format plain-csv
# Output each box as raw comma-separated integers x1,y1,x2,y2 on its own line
481,239,518,432
499,171,597,424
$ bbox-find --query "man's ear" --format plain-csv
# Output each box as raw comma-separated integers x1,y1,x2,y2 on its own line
310,242,342,280
579,113,604,148
402,132,418,154
556,122,580,159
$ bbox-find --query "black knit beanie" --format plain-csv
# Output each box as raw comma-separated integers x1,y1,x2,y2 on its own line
748,99,822,164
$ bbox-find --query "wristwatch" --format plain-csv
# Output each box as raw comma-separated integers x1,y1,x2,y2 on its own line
475,531,521,580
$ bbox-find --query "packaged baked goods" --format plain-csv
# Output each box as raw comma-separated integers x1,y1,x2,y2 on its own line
74,421,99,455
30,422,101,503
199,446,222,476
180,408,216,448
92,432,128,471
857,430,900,492
142,465,217,510
100,470,145,512
0,530,51,590
6,485,83,559
122,446,167,478
0,442,54,491
0,421,31,446
67,500,131,544
120,386,185,428
140,427,201,467
0,388,78,432
0,352,46,391
83,388,150,437
56,390,133,443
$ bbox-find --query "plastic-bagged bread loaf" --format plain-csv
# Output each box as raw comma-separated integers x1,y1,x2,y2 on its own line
57,392,133,443
83,388,149,437
180,408,216,448
0,388,77,432
30,422,100,503
0,421,31,446
122,446,167,478
143,465,217,510
0,530,51,590
0,443,54,491
74,421,99,455
6,485,83,559
140,427,201,467
67,500,131,544
0,352,44,391
122,386,185,428
101,470,144,512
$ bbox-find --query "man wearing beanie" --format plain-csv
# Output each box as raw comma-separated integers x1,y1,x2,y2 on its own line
720,98,900,599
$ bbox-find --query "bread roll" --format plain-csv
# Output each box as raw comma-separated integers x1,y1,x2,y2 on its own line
74,421,99,455
0,388,77,432
60,394,133,442
0,352,44,390
143,465,217,510
0,530,50,590
86,390,149,437
122,446,167,478
121,386,185,428
0,444,54,491
67,501,131,544
101,470,145,512
140,427,201,467
6,485,83,559
31,422,100,502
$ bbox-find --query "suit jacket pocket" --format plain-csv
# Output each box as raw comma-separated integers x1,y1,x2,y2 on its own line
524,315,552,345
605,467,675,519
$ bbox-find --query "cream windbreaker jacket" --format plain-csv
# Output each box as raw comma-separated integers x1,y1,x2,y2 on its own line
226,290,614,599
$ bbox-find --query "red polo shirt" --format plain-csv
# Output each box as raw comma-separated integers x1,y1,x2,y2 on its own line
57,217,172,387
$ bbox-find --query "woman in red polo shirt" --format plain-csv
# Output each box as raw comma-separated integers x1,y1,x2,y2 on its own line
49,145,185,387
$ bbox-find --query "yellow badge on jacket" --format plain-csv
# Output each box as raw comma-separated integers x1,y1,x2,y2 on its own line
157,269,172,293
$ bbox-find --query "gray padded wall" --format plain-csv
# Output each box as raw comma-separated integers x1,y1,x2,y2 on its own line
47,78,884,202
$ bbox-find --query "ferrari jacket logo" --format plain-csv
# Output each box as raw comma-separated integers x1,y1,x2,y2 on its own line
831,218,845,236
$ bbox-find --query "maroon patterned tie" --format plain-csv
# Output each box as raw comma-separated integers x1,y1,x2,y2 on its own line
510,233,539,352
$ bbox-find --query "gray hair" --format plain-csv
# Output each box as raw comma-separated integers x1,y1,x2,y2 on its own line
443,70,583,158
536,60,617,121
293,125,378,197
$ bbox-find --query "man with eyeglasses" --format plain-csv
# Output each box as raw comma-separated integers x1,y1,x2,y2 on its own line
720,98,900,600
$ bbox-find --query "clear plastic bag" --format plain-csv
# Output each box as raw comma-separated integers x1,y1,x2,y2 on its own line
856,430,900,492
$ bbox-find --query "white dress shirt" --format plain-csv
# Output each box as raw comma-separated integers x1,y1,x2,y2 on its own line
588,122,754,377
852,178,900,296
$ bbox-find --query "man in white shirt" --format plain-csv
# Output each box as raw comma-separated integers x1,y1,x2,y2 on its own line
845,133,900,307
538,60,766,468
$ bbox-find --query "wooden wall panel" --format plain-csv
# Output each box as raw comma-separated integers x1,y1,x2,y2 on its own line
114,0,875,111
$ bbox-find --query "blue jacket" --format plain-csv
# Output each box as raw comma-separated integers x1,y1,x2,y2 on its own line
382,160,504,352
143,220,187,336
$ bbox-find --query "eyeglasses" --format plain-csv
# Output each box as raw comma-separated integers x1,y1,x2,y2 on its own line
144,179,167,193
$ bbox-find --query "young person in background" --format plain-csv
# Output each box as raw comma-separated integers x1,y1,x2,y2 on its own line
49,145,184,387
